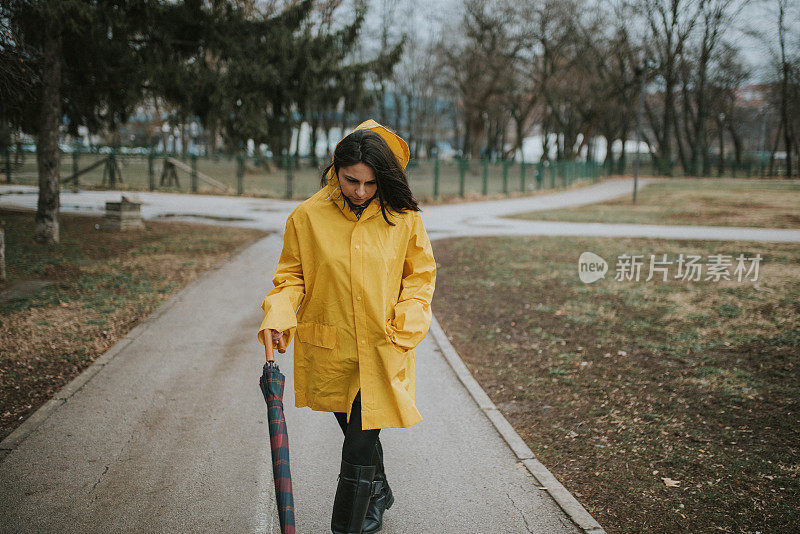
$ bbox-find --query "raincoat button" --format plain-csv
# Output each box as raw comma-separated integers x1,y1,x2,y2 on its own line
357,296,362,301
355,245,360,249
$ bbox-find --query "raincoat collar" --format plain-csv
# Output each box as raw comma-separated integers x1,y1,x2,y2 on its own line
324,177,383,223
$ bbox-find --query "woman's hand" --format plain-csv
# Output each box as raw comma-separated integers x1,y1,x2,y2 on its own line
269,328,283,346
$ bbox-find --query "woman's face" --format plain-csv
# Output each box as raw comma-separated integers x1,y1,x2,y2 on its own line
337,163,377,206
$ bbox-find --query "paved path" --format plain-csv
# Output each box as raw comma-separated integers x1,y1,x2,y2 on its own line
3,178,798,242
0,234,581,533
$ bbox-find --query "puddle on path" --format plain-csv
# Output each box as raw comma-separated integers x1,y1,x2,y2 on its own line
246,206,284,213
155,213,254,222
0,190,37,196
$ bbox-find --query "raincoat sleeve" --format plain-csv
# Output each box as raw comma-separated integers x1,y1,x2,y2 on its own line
386,212,437,351
257,214,305,349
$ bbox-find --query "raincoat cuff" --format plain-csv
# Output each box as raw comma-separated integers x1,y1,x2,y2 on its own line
385,319,415,351
257,323,296,348
257,293,298,347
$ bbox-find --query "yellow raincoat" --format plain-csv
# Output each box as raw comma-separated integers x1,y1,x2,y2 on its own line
256,120,437,430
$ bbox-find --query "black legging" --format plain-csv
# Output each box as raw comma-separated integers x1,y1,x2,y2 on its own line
333,390,381,466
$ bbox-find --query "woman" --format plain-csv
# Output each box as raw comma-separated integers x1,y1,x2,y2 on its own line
256,119,437,534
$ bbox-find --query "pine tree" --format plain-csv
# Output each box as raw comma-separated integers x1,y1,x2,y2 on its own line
4,0,156,243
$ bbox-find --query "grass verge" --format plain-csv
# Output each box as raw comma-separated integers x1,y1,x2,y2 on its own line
433,235,799,533
0,209,267,441
506,178,800,229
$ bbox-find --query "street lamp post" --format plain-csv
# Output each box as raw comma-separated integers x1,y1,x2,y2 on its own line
758,106,767,177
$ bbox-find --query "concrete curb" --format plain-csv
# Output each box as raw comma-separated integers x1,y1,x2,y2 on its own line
0,232,269,462
428,313,607,534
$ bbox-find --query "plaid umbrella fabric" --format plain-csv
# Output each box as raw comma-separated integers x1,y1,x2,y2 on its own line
259,337,295,534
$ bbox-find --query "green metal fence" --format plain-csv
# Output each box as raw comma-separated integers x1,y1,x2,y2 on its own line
407,156,602,201
0,149,624,201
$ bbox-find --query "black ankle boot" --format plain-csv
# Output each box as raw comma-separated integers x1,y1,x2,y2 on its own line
362,440,393,534
361,470,394,534
331,459,377,534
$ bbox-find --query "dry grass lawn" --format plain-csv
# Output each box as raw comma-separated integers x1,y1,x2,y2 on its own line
433,234,799,533
507,179,800,229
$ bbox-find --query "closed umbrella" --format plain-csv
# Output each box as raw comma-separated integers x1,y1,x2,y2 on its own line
259,336,295,534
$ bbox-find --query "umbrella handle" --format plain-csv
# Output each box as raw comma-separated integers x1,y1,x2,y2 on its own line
265,330,288,362
265,336,274,362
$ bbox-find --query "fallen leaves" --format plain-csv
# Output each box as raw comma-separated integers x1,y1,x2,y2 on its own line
653,470,681,488
662,477,681,488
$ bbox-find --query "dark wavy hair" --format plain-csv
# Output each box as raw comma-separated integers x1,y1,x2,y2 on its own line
320,129,420,226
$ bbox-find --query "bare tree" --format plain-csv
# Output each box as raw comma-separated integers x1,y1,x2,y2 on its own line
773,0,798,176
637,0,700,175
707,43,751,172
676,0,742,175
746,0,799,177
437,0,525,158
393,31,455,157
597,19,642,173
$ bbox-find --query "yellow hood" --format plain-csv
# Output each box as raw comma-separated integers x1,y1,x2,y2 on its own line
325,119,411,187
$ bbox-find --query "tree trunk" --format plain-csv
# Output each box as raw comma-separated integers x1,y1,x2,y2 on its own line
778,1,792,177
267,128,287,169
617,127,629,174
378,79,387,125
677,85,693,174
661,62,676,176
780,76,792,177
393,92,403,134
728,123,742,166
309,114,319,168
0,229,5,282
514,114,524,160
208,117,219,160
465,110,484,159
180,122,188,157
693,44,710,177
556,132,563,161
541,125,550,163
717,116,725,176
768,119,783,177
35,27,62,244
499,118,507,161
603,134,614,174
293,122,301,161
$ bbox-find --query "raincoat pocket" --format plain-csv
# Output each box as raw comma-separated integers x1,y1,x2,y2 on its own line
296,321,338,349
384,319,401,351
384,320,409,381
